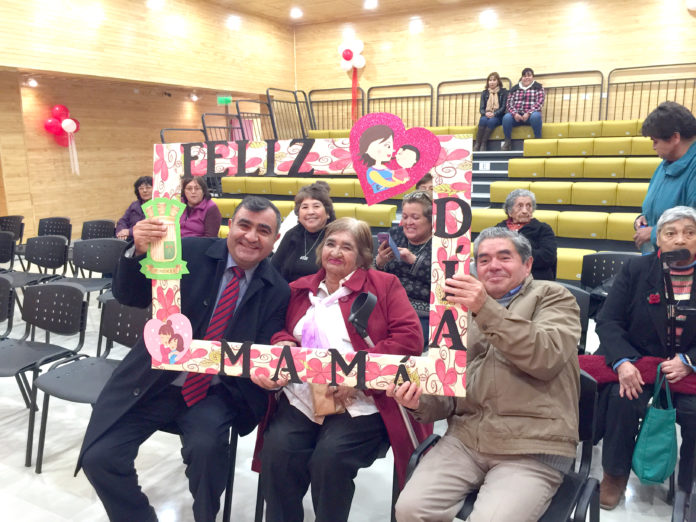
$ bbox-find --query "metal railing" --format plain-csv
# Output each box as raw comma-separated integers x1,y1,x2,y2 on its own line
367,83,434,127
159,128,206,144
267,88,308,139
201,113,244,141
605,63,696,120
235,100,276,141
296,90,316,132
436,77,512,127
533,70,604,122
308,87,366,130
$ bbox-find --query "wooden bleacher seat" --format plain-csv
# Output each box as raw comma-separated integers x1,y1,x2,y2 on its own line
592,137,632,156
523,139,558,157
530,181,573,205
333,202,358,219
471,208,507,233
631,136,656,156
558,211,609,239
583,157,625,179
508,158,545,178
245,177,271,195
212,198,241,219
607,213,640,242
601,120,640,137
269,177,299,196
545,158,583,178
625,157,659,179
616,182,649,207
489,181,531,204
541,122,569,139
557,138,593,156
571,182,617,207
568,121,602,138
355,204,397,228
557,247,597,281
221,176,246,194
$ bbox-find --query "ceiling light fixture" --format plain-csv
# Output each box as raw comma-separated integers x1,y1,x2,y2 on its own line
409,16,423,34
226,15,241,30
364,0,378,9
146,0,165,10
27,78,38,88
190,93,199,102
290,7,303,19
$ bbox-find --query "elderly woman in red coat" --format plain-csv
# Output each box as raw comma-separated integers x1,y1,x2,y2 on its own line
252,217,432,522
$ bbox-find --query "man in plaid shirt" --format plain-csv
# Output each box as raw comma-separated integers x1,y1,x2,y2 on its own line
502,68,545,150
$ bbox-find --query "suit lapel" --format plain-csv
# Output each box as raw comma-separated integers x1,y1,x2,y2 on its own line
645,259,669,351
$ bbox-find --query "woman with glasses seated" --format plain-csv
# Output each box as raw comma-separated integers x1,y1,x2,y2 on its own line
179,176,221,238
594,206,696,510
375,190,433,348
497,188,557,280
116,176,152,240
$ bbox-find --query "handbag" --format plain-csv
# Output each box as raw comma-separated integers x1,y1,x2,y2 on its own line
631,365,678,485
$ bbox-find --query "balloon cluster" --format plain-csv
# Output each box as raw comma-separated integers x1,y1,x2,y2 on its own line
338,40,366,71
43,105,80,147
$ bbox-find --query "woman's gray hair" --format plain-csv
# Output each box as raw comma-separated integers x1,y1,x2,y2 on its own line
473,227,533,263
656,206,696,236
503,189,537,216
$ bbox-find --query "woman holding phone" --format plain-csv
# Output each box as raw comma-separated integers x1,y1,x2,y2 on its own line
375,190,433,349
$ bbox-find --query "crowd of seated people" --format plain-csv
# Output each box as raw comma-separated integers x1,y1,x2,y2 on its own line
474,67,545,152
46,100,696,521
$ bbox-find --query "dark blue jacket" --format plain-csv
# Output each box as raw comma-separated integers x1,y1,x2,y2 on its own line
76,237,289,472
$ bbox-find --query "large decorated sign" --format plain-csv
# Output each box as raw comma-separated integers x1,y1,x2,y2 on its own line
146,123,472,396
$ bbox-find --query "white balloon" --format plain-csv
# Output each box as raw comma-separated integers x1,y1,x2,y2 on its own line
61,118,77,133
340,60,353,72
352,55,366,69
338,42,348,53
352,39,364,54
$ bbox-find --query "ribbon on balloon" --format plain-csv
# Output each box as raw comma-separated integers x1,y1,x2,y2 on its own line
43,104,80,175
338,40,366,124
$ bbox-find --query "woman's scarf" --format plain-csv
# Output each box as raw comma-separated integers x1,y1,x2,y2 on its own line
301,285,352,349
485,85,500,114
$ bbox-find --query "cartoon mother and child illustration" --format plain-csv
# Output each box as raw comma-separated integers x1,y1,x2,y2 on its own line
358,125,421,193
159,320,185,364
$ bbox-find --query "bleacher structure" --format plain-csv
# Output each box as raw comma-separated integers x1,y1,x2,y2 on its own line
160,62,696,283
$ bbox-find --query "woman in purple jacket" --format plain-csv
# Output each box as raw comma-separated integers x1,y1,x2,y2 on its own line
179,176,222,238
116,176,152,240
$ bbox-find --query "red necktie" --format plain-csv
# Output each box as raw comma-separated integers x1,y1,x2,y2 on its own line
181,266,243,407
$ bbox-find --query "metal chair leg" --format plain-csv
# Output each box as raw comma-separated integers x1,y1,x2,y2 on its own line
222,428,238,522
35,393,50,474
15,374,31,408
25,369,39,467
254,476,264,522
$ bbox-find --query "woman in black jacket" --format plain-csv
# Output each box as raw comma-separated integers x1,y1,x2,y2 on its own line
496,188,556,280
474,72,508,152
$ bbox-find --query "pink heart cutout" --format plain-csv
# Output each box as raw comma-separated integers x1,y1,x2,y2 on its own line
350,113,440,205
143,313,193,366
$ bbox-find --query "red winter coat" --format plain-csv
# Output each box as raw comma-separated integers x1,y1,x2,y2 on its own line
252,267,433,488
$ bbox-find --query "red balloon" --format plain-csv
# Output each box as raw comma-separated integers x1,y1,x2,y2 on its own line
54,132,69,147
342,49,353,61
72,118,80,133
51,104,70,121
44,117,63,135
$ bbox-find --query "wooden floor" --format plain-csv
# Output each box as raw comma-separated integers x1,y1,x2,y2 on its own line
0,286,678,521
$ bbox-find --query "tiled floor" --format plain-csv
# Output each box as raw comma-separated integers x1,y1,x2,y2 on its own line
0,285,679,521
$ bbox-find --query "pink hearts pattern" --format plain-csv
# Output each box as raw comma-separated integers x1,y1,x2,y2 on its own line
350,113,440,205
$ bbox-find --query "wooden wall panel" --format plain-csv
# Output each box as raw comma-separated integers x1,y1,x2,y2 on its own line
0,0,294,93
14,72,258,238
294,0,696,93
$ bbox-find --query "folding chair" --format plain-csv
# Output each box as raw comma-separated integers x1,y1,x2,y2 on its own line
0,283,87,458
405,371,599,522
80,219,116,240
28,298,149,473
0,230,17,272
50,238,126,301
580,251,638,317
558,282,591,354
16,217,71,271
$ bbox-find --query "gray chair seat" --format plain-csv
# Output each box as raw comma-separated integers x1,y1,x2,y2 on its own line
0,341,74,377
35,355,120,403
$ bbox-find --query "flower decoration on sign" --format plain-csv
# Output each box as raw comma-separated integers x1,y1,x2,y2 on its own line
338,39,366,123
648,293,661,304
43,104,81,175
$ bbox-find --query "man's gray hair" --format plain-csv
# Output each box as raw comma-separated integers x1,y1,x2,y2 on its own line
503,189,537,216
656,206,696,236
473,227,533,263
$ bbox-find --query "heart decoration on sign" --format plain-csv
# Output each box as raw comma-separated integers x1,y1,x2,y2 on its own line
350,113,440,205
143,313,194,366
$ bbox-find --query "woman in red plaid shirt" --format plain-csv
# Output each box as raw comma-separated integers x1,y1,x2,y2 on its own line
502,68,545,150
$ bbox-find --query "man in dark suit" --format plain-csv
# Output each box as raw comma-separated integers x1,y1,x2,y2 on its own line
78,196,290,522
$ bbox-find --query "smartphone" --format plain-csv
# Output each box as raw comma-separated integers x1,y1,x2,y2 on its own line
387,235,401,261
377,232,389,244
